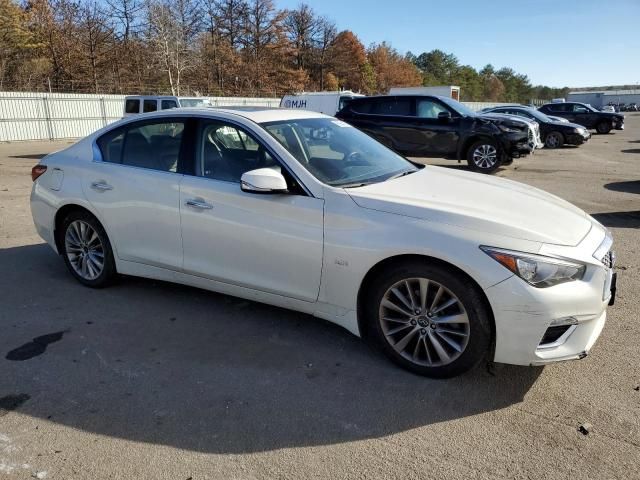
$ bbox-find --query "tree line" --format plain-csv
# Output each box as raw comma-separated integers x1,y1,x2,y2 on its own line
0,0,570,102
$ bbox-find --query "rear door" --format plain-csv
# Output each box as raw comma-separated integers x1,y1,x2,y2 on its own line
84,118,186,270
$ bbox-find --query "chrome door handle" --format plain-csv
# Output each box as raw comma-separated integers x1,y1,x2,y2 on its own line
91,181,113,191
185,199,213,210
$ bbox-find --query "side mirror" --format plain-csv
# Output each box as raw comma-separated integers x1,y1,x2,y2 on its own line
437,111,452,122
241,168,288,194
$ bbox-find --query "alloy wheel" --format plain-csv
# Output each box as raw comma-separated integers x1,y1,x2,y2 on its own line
65,220,105,280
546,133,561,148
378,278,470,367
472,144,497,169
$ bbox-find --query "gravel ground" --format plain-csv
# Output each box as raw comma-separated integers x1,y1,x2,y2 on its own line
0,115,639,479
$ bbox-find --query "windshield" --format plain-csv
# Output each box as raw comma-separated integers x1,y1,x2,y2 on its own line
438,96,477,117
520,107,553,122
179,98,210,107
260,118,418,187
584,103,599,112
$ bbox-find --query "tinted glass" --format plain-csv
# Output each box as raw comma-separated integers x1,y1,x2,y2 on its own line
549,104,569,112
416,99,449,119
370,98,412,116
161,100,178,110
350,99,372,114
97,128,125,163
261,118,417,187
572,104,589,113
198,122,277,183
143,99,157,113
125,99,140,114
121,121,184,172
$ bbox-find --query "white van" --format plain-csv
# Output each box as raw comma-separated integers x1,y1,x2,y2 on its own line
279,91,364,116
123,96,212,116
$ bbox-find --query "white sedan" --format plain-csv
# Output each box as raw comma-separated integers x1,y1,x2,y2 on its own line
30,107,616,377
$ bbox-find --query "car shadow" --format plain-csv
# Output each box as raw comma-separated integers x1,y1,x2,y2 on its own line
1,243,542,454
621,149,640,154
604,181,640,194
591,211,640,229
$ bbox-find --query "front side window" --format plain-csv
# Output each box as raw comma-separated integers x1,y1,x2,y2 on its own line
125,99,140,114
416,99,449,119
261,118,417,187
143,99,157,113
98,120,184,172
572,104,589,113
198,121,279,183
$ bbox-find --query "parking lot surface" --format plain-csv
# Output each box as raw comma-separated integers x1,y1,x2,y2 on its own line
1,115,639,479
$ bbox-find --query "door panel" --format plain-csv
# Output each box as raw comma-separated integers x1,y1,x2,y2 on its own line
180,177,324,302
83,164,183,269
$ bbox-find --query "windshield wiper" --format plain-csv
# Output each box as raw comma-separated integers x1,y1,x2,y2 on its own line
341,182,375,188
387,169,417,181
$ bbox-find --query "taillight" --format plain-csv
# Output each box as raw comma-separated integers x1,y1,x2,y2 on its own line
31,164,47,182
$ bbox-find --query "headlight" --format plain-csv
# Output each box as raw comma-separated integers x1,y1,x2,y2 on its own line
497,123,521,133
480,246,586,288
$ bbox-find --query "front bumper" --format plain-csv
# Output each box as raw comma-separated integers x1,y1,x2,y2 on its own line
484,225,614,366
500,131,533,158
566,130,591,145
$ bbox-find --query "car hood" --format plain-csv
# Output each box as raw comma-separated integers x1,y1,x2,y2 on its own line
347,167,593,246
476,112,533,126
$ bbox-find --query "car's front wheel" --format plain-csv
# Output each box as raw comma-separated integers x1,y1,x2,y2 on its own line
466,140,503,174
596,121,612,134
544,131,564,149
364,262,492,378
60,211,117,288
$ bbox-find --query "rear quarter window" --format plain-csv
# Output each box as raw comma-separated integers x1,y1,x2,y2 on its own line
143,99,158,113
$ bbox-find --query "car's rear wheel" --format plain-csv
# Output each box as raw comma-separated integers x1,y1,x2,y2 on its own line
596,121,612,134
61,211,116,288
364,262,492,378
466,140,503,174
544,131,564,149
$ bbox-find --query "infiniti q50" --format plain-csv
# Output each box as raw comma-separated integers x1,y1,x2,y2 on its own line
30,107,616,377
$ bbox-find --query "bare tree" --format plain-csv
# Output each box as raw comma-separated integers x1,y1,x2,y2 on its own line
283,3,319,71
315,16,335,90
76,1,115,93
146,0,201,95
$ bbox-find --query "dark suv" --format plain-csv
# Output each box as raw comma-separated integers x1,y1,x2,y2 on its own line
335,95,533,173
538,102,624,134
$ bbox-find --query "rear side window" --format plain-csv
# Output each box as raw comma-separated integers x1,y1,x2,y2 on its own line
371,98,412,116
143,99,158,113
97,128,125,163
350,99,372,114
124,99,139,114
161,100,178,110
97,120,185,172
548,104,569,112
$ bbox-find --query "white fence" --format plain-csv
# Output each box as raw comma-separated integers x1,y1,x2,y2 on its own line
0,92,280,141
0,91,513,142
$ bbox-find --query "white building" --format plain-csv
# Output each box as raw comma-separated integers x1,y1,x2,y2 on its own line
567,89,640,108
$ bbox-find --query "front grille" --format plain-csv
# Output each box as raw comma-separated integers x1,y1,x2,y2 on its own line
602,250,616,269
539,325,572,346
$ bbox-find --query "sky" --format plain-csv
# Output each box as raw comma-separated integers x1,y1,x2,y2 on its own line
276,0,640,89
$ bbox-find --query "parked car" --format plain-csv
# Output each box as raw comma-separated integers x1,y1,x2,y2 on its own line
336,95,534,174
29,107,616,378
279,91,364,116
481,105,591,149
123,95,212,116
538,102,625,134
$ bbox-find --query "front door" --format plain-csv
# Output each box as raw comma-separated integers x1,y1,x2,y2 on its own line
180,119,324,302
413,97,460,156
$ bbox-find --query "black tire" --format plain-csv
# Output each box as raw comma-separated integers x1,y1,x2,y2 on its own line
60,210,117,288
363,261,492,378
596,121,612,134
544,131,564,149
466,139,503,174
